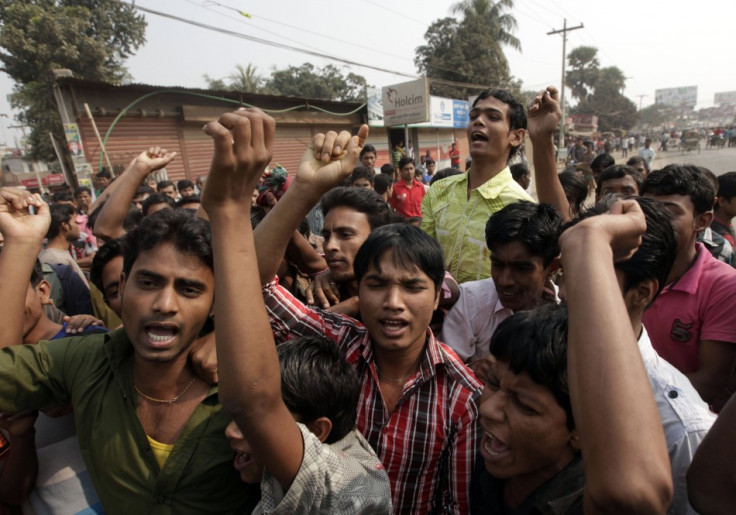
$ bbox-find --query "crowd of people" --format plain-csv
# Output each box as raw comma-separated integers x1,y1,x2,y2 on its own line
0,84,734,514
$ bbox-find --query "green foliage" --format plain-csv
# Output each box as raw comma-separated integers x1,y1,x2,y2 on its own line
451,0,521,51
415,15,516,99
639,103,677,128
204,64,263,94
266,63,369,102
0,0,146,160
565,46,600,102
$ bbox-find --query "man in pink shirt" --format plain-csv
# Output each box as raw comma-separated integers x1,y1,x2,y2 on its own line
642,164,736,412
389,157,425,219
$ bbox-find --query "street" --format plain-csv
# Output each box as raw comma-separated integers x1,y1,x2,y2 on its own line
647,145,736,176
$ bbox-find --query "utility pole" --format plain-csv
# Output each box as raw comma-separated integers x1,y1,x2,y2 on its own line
637,94,647,112
548,19,584,152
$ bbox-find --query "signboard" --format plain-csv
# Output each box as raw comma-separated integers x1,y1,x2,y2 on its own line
366,87,384,127
714,91,736,105
63,123,85,158
382,78,429,126
430,96,453,127
655,86,697,108
452,100,470,128
20,173,66,189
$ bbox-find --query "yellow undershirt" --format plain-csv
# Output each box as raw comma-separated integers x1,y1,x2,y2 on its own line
146,434,174,470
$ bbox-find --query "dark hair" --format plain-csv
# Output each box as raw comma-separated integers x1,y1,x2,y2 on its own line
123,205,143,232
90,238,128,293
595,165,643,197
558,172,588,216
359,144,376,159
350,166,374,186
626,156,649,173
717,171,736,200
156,180,175,192
373,173,392,195
30,259,45,287
380,164,395,177
177,195,201,209
490,303,574,430
485,201,562,267
510,163,530,181
641,164,715,215
52,191,74,204
177,179,194,192
398,157,415,170
591,153,615,176
277,336,360,444
141,193,175,216
135,186,156,198
121,209,212,277
320,187,392,230
430,168,463,186
425,158,435,166
96,169,112,179
47,203,76,239
565,196,676,303
354,224,445,292
472,89,526,160
74,186,92,198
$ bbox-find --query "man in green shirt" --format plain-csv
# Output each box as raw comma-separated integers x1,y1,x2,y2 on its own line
0,188,258,514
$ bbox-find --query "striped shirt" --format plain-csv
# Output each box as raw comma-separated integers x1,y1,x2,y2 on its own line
264,280,482,514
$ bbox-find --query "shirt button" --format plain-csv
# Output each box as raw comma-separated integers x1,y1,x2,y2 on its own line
668,390,678,399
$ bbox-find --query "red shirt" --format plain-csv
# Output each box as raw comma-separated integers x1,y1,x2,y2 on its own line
389,179,426,219
449,147,460,166
263,279,482,514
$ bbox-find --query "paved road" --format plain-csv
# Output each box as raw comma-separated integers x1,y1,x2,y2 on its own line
628,145,736,176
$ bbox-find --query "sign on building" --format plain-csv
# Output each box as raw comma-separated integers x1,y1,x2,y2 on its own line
655,86,698,108
366,87,384,127
452,100,470,128
714,91,736,106
382,78,430,126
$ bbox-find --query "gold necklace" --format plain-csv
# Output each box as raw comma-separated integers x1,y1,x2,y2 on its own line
375,364,417,383
135,377,197,405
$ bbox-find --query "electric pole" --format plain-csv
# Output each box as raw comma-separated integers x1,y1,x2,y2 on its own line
548,19,584,152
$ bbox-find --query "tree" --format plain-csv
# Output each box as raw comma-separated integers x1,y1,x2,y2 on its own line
450,0,521,52
204,64,264,93
415,15,516,99
264,63,369,102
565,46,600,102
0,1,146,161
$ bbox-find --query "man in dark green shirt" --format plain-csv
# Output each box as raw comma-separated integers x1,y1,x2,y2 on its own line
0,186,258,514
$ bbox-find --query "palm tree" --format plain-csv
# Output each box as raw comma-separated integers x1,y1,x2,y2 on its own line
451,0,521,52
227,64,263,93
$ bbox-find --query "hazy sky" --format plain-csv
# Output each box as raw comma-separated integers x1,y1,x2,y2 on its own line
1,0,735,146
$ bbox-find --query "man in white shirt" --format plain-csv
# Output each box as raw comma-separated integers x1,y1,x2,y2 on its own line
639,137,656,168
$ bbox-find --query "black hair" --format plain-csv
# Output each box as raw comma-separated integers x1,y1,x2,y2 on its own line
156,180,175,192
510,163,530,181
717,171,736,200
30,259,45,287
177,179,194,191
558,171,588,216
595,165,643,197
490,303,574,430
641,164,715,215
591,153,615,176
425,158,435,166
121,209,212,277
47,203,76,239
135,186,156,197
52,191,74,204
485,201,562,267
123,205,143,232
87,203,103,231
353,223,445,292
320,187,392,230
565,196,676,302
90,238,128,293
398,157,415,170
141,193,175,216
277,336,360,444
472,89,526,160
350,166,374,185
373,173,392,195
74,186,92,198
626,156,650,173
380,164,395,177
359,144,376,159
430,168,463,186
96,169,112,179
177,195,201,209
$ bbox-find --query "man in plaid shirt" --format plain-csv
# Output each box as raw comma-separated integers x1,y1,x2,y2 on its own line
253,121,482,513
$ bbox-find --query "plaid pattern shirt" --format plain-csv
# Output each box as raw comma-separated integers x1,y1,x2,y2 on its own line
264,280,482,514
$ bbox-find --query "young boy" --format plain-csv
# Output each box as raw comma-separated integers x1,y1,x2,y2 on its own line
201,109,392,512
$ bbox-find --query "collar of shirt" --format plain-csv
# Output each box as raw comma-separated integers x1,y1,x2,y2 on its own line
465,166,513,200
664,242,709,295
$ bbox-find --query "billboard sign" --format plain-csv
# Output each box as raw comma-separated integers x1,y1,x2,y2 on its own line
382,78,430,126
452,100,470,128
655,86,697,108
430,96,453,127
366,87,384,127
714,91,736,105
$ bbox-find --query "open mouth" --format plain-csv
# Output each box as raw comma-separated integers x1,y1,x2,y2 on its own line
471,131,489,142
483,431,511,458
145,324,179,346
379,318,409,337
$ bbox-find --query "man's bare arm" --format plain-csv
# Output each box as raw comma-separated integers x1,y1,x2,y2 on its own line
93,148,175,240
561,200,673,513
689,339,736,412
527,86,572,221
